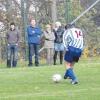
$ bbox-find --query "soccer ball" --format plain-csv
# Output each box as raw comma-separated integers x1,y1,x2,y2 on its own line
52,74,62,83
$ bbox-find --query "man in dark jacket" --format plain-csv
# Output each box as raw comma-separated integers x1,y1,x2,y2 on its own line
27,18,42,66
7,22,20,67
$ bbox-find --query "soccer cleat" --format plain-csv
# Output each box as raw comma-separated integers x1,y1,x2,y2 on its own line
64,75,71,79
71,81,78,85
64,75,67,79
64,75,70,79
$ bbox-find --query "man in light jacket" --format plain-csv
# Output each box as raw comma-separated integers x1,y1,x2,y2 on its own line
44,24,55,65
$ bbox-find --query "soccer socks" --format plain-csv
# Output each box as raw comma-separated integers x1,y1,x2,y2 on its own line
64,68,77,81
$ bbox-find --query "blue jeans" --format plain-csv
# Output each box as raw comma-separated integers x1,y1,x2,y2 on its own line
7,44,18,67
28,43,39,65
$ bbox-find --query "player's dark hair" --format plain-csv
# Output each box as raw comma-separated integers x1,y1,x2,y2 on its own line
65,23,75,29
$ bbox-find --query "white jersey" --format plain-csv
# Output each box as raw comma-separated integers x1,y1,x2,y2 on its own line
63,27,83,50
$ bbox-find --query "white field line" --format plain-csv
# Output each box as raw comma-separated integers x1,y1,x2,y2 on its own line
0,87,100,99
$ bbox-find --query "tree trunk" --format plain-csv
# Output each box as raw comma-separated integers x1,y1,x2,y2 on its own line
51,0,57,25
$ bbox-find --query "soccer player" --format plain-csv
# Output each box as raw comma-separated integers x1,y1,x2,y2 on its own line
63,24,84,84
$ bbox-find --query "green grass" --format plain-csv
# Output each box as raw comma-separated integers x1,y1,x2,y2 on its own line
0,59,100,100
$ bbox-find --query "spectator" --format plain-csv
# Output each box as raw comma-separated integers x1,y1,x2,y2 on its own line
7,22,20,67
27,18,42,66
53,22,64,65
44,24,55,65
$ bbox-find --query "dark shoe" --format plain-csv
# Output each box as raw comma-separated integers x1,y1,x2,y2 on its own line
60,62,62,64
13,61,17,67
28,63,33,67
7,60,11,68
35,63,39,66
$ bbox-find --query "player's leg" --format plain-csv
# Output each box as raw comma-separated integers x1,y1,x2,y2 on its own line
64,58,80,84
64,61,78,84
64,51,78,84
64,62,75,78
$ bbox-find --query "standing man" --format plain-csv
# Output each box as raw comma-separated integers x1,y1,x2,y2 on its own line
27,18,42,66
63,24,84,84
53,22,64,65
7,22,20,67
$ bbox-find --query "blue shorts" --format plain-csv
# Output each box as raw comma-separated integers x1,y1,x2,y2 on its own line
64,46,82,63
54,43,64,51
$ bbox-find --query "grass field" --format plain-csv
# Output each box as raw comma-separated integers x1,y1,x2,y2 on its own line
0,58,100,100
